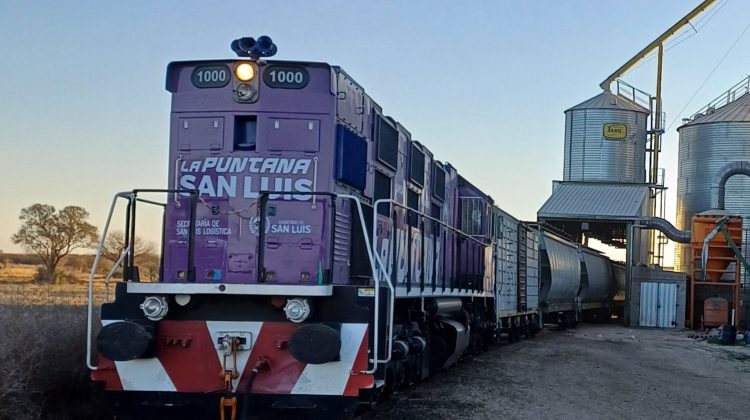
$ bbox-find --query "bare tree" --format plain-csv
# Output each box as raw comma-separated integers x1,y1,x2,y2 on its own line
101,231,156,264
135,252,161,281
12,204,98,282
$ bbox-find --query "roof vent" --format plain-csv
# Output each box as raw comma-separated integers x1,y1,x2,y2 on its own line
707,106,716,114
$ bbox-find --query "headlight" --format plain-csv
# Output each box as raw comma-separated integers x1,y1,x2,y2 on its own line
284,298,311,323
174,294,191,307
235,63,255,81
235,83,257,101
140,296,168,321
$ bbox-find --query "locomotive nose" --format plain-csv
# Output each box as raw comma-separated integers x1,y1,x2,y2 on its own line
289,324,341,364
96,321,154,361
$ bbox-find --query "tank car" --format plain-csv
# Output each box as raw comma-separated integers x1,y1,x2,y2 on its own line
609,262,626,318
537,226,620,327
579,248,614,321
538,228,581,328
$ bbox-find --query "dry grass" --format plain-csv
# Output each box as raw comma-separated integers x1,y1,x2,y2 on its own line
0,304,112,420
0,283,114,306
0,264,39,282
0,264,116,419
0,263,115,306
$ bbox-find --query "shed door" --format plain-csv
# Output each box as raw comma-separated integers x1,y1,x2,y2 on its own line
639,282,677,328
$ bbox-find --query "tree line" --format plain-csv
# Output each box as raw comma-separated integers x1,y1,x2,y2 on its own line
10,204,158,282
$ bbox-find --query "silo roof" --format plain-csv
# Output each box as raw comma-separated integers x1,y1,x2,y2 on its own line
566,90,650,114
679,92,750,128
538,182,650,221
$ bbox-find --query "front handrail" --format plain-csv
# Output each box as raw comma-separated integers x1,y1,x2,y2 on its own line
103,245,130,302
86,192,130,370
335,194,380,374
86,189,197,371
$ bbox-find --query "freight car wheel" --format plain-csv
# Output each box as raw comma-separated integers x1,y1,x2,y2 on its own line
563,313,573,329
511,324,520,342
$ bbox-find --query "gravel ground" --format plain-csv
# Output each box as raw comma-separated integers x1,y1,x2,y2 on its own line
375,324,750,419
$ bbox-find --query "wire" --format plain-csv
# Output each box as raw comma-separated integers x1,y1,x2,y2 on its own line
667,17,750,130
693,0,727,32
627,0,728,74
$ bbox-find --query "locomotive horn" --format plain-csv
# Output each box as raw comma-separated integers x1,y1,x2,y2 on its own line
252,35,278,58
231,36,277,58
256,35,272,50
238,37,257,52
230,39,245,56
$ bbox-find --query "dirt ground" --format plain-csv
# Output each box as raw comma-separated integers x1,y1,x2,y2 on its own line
375,323,750,419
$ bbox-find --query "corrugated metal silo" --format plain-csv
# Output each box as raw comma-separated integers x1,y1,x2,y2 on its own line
564,91,649,183
675,90,750,274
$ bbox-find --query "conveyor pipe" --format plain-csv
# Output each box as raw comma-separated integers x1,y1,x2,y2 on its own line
710,160,750,210
637,217,691,244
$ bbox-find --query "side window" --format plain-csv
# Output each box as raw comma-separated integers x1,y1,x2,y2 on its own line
376,116,399,169
495,214,504,240
407,189,420,227
461,198,484,236
374,170,392,217
432,163,446,201
409,144,425,187
431,203,442,226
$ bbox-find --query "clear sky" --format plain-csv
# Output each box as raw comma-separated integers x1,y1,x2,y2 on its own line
1,0,748,266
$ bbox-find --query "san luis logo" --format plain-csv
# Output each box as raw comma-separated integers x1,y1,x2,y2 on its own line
248,216,271,236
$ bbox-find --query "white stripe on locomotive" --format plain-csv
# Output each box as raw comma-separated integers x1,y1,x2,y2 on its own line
290,323,367,395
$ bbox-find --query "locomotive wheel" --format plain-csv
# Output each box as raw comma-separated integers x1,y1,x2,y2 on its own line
378,368,394,403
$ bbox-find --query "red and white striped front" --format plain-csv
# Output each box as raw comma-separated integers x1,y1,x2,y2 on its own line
92,321,373,397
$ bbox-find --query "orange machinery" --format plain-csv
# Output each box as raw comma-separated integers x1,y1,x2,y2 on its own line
689,213,744,329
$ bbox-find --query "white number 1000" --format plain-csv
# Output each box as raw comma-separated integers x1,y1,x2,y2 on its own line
269,70,304,84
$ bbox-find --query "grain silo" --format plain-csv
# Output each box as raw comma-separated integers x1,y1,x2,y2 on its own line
563,90,649,183
674,79,750,274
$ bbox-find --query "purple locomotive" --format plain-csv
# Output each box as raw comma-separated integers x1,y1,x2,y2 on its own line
86,36,618,419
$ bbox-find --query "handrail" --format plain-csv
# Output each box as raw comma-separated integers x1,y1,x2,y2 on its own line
86,191,130,370
371,198,488,367
690,75,750,120
336,194,379,375
103,245,130,302
371,199,397,367
615,79,653,110
256,191,382,373
86,189,198,371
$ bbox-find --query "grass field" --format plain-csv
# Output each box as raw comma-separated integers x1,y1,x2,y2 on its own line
0,264,116,419
0,304,113,420
0,263,114,306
